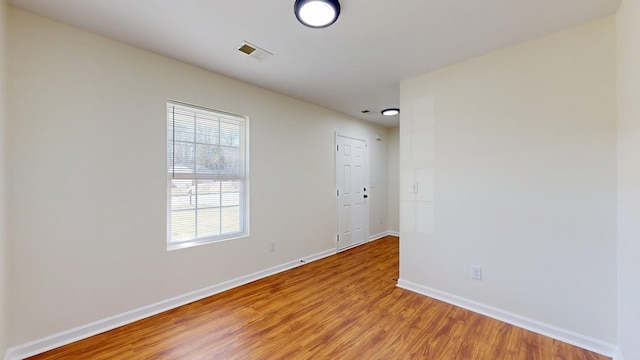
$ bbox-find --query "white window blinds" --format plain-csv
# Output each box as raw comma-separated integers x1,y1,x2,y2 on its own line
167,101,248,248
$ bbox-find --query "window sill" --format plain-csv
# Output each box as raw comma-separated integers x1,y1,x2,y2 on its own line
167,232,249,251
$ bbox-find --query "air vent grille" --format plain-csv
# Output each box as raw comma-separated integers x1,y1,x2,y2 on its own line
237,41,273,61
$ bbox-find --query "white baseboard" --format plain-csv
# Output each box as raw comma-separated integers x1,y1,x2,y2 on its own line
369,231,399,242
397,279,619,359
4,248,336,360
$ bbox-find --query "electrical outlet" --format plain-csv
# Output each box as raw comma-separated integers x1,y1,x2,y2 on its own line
471,266,482,281
269,241,276,252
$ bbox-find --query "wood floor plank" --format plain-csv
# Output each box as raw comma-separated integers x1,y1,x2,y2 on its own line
27,236,610,360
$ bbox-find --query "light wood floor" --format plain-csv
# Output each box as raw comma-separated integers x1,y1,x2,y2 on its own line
29,236,610,359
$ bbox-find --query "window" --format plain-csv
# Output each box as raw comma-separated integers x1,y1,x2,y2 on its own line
167,101,248,249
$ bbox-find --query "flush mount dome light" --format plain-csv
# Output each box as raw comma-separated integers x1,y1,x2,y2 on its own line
381,108,400,116
294,0,341,28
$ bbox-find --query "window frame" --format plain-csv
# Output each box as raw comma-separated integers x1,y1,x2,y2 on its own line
166,100,249,250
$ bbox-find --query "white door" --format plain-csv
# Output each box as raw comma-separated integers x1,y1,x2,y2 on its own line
336,134,369,251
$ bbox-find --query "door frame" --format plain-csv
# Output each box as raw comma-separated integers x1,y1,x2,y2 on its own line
335,132,370,251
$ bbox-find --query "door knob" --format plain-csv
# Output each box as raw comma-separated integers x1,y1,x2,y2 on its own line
364,194,368,199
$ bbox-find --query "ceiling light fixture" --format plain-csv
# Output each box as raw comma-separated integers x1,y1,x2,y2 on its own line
381,108,400,116
294,0,341,28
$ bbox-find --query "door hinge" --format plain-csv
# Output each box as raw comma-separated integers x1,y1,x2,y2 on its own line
337,145,339,151
337,189,339,196
337,234,340,242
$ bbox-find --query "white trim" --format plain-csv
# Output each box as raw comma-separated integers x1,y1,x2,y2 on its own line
334,231,399,253
166,101,250,250
4,248,336,360
369,231,399,241
396,279,619,359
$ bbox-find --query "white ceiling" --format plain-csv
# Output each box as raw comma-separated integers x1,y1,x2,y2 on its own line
9,0,621,127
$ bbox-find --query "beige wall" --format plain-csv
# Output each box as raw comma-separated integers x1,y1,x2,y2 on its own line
616,0,640,358
6,8,390,347
387,127,399,233
369,130,390,238
400,16,617,343
0,0,6,356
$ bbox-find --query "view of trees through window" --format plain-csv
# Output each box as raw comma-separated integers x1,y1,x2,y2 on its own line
167,102,246,246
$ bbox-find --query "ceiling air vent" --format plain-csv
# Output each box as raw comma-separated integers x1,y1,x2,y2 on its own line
237,41,273,61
